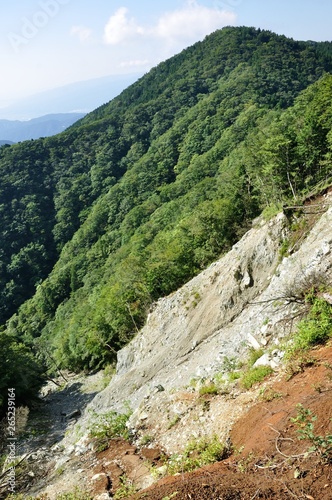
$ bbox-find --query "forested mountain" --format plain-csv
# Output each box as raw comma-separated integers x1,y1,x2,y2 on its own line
1,26,332,414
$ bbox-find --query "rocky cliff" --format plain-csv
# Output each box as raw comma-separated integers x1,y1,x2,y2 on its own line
7,192,332,499
82,193,332,449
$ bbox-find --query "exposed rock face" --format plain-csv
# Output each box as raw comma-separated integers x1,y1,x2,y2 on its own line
85,204,332,427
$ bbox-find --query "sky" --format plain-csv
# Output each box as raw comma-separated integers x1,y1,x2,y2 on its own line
1,0,332,113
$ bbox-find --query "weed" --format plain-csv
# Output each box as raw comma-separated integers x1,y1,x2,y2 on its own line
167,414,180,429
56,490,93,500
236,453,255,473
222,356,240,372
259,388,284,402
102,363,115,389
162,493,179,500
285,353,317,380
140,434,154,446
241,366,273,390
213,372,225,386
189,377,200,389
248,347,264,367
7,489,94,500
55,465,65,476
198,383,219,396
167,435,228,474
228,371,241,382
291,404,332,462
290,297,332,351
114,476,137,499
88,404,132,452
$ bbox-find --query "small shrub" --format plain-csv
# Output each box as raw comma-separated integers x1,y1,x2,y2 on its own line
167,414,180,429
291,404,332,462
279,238,290,260
198,383,219,396
228,371,241,382
236,452,255,473
56,490,93,500
241,366,273,390
140,434,153,446
261,203,283,221
259,388,284,402
167,435,228,474
290,298,332,352
221,356,239,372
89,405,132,451
114,476,137,499
285,353,317,380
248,347,264,367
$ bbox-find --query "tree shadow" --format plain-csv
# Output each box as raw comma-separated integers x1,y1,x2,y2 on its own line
17,380,99,453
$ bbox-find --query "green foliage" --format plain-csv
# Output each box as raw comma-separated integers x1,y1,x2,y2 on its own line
54,490,93,500
167,415,181,429
167,435,228,474
198,383,220,396
247,348,265,367
113,476,138,499
291,404,332,461
228,371,242,382
1,27,332,380
241,366,274,390
291,297,332,351
88,406,132,451
0,332,44,417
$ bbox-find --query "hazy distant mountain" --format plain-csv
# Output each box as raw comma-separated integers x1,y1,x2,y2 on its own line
0,73,144,120
0,113,86,142
0,140,14,146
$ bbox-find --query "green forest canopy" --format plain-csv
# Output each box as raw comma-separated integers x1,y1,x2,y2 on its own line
1,27,332,414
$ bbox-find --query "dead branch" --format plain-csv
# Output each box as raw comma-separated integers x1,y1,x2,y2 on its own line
268,425,315,460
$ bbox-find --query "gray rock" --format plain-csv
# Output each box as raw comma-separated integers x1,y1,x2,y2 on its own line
71,206,332,449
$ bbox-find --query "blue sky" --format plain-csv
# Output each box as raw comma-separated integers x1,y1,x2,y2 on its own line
1,0,332,110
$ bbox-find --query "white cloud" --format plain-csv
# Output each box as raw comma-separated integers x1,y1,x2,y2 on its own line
103,2,236,46
70,25,92,43
103,7,144,45
154,1,237,41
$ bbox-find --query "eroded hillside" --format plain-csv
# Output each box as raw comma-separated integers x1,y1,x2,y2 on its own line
3,190,331,499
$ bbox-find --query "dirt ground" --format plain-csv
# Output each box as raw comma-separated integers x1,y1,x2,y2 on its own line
123,344,332,500
4,346,332,499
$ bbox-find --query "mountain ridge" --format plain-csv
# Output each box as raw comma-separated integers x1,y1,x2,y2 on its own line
0,113,85,142
1,26,332,416
0,73,144,120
